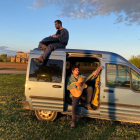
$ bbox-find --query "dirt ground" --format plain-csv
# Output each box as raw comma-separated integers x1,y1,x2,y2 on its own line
0,62,27,70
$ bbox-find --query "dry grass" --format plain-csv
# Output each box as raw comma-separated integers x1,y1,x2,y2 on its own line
0,62,27,71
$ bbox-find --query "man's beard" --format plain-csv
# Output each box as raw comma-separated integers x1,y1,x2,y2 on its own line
57,26,60,30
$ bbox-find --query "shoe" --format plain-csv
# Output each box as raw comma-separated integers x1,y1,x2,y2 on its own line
38,46,47,51
70,122,75,129
86,104,93,110
92,104,98,110
33,58,43,64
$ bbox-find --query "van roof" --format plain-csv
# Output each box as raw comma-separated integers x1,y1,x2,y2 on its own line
31,48,118,55
31,48,140,73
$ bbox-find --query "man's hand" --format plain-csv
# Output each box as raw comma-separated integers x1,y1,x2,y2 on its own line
93,70,97,76
75,83,81,87
52,35,57,38
49,34,56,38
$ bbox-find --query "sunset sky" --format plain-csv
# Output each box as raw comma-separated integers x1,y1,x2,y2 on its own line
0,0,140,59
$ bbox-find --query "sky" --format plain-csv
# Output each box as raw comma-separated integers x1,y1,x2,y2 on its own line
0,0,140,59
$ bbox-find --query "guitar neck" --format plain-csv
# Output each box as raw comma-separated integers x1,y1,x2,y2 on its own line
81,66,102,85
81,71,96,85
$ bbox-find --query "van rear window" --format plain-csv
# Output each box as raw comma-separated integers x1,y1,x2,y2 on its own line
29,59,63,83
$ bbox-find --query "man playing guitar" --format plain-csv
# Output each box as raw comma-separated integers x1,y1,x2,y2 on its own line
66,64,103,128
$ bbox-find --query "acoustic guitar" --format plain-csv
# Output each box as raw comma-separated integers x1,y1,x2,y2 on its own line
69,66,103,97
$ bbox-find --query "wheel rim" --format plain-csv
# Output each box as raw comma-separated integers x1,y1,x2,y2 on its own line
38,110,54,120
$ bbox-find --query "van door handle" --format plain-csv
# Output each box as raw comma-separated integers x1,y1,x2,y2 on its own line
52,85,62,88
104,89,114,93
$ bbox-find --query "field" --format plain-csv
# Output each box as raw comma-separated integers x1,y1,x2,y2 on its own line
0,62,27,71
1,74,140,139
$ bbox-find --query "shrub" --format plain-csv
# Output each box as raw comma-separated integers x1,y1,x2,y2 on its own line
129,55,140,69
0,57,3,62
0,54,7,62
6,55,12,62
0,54,12,62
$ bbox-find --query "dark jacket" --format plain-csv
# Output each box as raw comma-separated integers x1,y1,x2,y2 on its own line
56,28,69,47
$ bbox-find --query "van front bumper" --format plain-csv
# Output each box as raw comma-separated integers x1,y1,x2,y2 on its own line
22,100,30,110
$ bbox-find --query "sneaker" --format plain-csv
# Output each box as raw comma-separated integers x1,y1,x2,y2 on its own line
86,104,93,110
71,122,75,129
92,104,98,110
33,58,43,64
38,46,47,51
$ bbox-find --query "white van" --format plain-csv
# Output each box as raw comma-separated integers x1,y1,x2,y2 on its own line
23,48,140,123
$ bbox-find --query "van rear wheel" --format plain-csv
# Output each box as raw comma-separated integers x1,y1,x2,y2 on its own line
35,110,57,121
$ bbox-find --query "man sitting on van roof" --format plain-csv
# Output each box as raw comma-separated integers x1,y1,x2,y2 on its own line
66,65,101,129
34,20,69,64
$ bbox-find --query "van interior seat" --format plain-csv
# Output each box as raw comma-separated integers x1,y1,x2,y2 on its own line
115,76,124,82
115,76,124,86
132,79,139,90
115,76,131,87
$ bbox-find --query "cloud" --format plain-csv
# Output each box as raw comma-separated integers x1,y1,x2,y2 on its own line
33,0,45,7
27,6,36,10
0,46,8,50
33,0,140,25
0,46,17,56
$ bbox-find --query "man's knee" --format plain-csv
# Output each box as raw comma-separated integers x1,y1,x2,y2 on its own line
38,43,44,48
87,86,93,92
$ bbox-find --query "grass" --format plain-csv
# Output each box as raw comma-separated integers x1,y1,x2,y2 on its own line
0,62,27,71
0,74,140,139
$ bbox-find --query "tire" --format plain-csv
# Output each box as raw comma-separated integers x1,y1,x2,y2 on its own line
35,110,58,121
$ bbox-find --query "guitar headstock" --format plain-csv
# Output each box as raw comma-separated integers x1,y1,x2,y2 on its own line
85,65,103,82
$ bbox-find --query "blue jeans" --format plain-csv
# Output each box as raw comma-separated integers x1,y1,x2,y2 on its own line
72,86,93,123
38,42,65,60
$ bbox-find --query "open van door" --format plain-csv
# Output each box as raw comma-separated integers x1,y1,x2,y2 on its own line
25,52,66,112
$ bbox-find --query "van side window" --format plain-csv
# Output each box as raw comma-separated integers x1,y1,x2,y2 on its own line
131,70,140,91
29,58,63,83
107,64,130,88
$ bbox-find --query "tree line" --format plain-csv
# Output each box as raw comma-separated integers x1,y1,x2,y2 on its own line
0,54,12,62
129,55,140,69
0,53,140,69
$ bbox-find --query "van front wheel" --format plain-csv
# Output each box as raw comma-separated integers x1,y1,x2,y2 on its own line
35,110,58,121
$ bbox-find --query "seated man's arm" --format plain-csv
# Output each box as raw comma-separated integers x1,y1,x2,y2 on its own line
66,76,76,90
